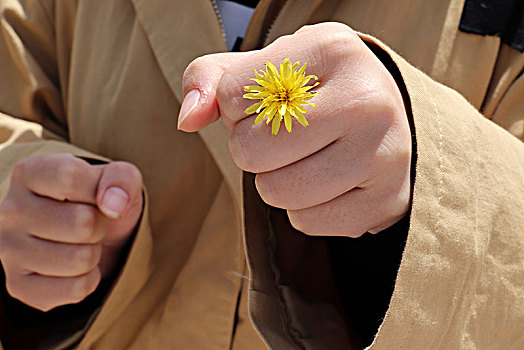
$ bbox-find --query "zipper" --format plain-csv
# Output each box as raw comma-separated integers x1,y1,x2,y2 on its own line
210,0,288,51
262,0,289,47
210,0,227,44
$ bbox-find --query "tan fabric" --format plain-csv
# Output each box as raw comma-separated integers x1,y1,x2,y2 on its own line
0,0,522,349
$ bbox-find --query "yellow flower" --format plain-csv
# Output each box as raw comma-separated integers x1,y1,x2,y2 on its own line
243,58,319,135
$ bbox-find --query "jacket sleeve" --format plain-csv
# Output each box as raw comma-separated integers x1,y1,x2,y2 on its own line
0,0,104,174
361,35,524,349
243,34,524,350
0,2,153,349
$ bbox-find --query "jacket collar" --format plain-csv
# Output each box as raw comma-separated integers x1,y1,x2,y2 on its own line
130,0,243,205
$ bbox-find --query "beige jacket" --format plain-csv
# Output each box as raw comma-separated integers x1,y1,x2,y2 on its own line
0,0,522,349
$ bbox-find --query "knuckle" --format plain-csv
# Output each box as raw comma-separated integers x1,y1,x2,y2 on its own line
0,233,6,258
111,162,143,186
28,293,66,312
5,274,87,312
71,270,100,301
374,96,399,125
314,30,357,66
228,128,254,171
5,277,23,300
71,245,101,273
10,160,28,182
300,22,355,36
183,54,223,89
0,199,21,227
288,205,346,236
58,158,88,196
294,24,314,35
375,131,409,166
323,22,357,36
0,233,18,261
217,71,244,114
354,193,389,233
287,209,315,235
72,205,97,241
355,93,399,140
5,276,35,308
229,123,275,173
255,173,283,208
374,114,405,157
184,55,207,77
216,70,236,99
59,159,80,193
383,185,410,219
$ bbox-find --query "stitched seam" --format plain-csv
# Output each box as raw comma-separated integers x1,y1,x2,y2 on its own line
416,73,469,350
474,130,479,255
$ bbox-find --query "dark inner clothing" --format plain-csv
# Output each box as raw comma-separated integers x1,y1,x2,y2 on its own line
459,0,524,52
328,216,410,347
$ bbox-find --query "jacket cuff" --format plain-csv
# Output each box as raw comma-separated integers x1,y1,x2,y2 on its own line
358,34,524,349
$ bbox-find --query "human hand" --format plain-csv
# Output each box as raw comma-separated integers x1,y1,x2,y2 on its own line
178,22,412,237
0,154,143,311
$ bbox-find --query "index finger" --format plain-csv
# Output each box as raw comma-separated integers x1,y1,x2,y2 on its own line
217,23,393,173
11,154,101,204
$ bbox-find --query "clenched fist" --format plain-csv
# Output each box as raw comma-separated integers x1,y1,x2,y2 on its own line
0,154,143,311
178,22,412,237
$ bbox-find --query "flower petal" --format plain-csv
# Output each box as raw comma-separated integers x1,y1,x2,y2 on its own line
295,114,309,127
254,110,266,124
296,104,307,113
244,101,263,115
279,102,287,116
289,107,309,126
296,62,307,78
272,115,282,135
244,85,265,93
244,92,267,99
284,111,292,132
266,60,279,78
254,69,266,80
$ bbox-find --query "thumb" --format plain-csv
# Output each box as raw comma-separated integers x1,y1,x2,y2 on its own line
177,52,251,132
95,161,143,220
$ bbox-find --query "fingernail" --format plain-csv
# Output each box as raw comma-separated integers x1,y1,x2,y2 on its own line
177,89,201,130
100,187,129,219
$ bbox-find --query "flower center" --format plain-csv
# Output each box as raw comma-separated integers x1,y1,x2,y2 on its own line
277,90,289,102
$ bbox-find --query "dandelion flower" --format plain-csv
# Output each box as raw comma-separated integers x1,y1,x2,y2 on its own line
243,58,319,135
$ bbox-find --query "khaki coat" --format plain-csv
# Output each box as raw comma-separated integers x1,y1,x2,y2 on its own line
0,0,522,349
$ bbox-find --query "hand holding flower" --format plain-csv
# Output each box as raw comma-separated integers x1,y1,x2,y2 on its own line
178,22,412,237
